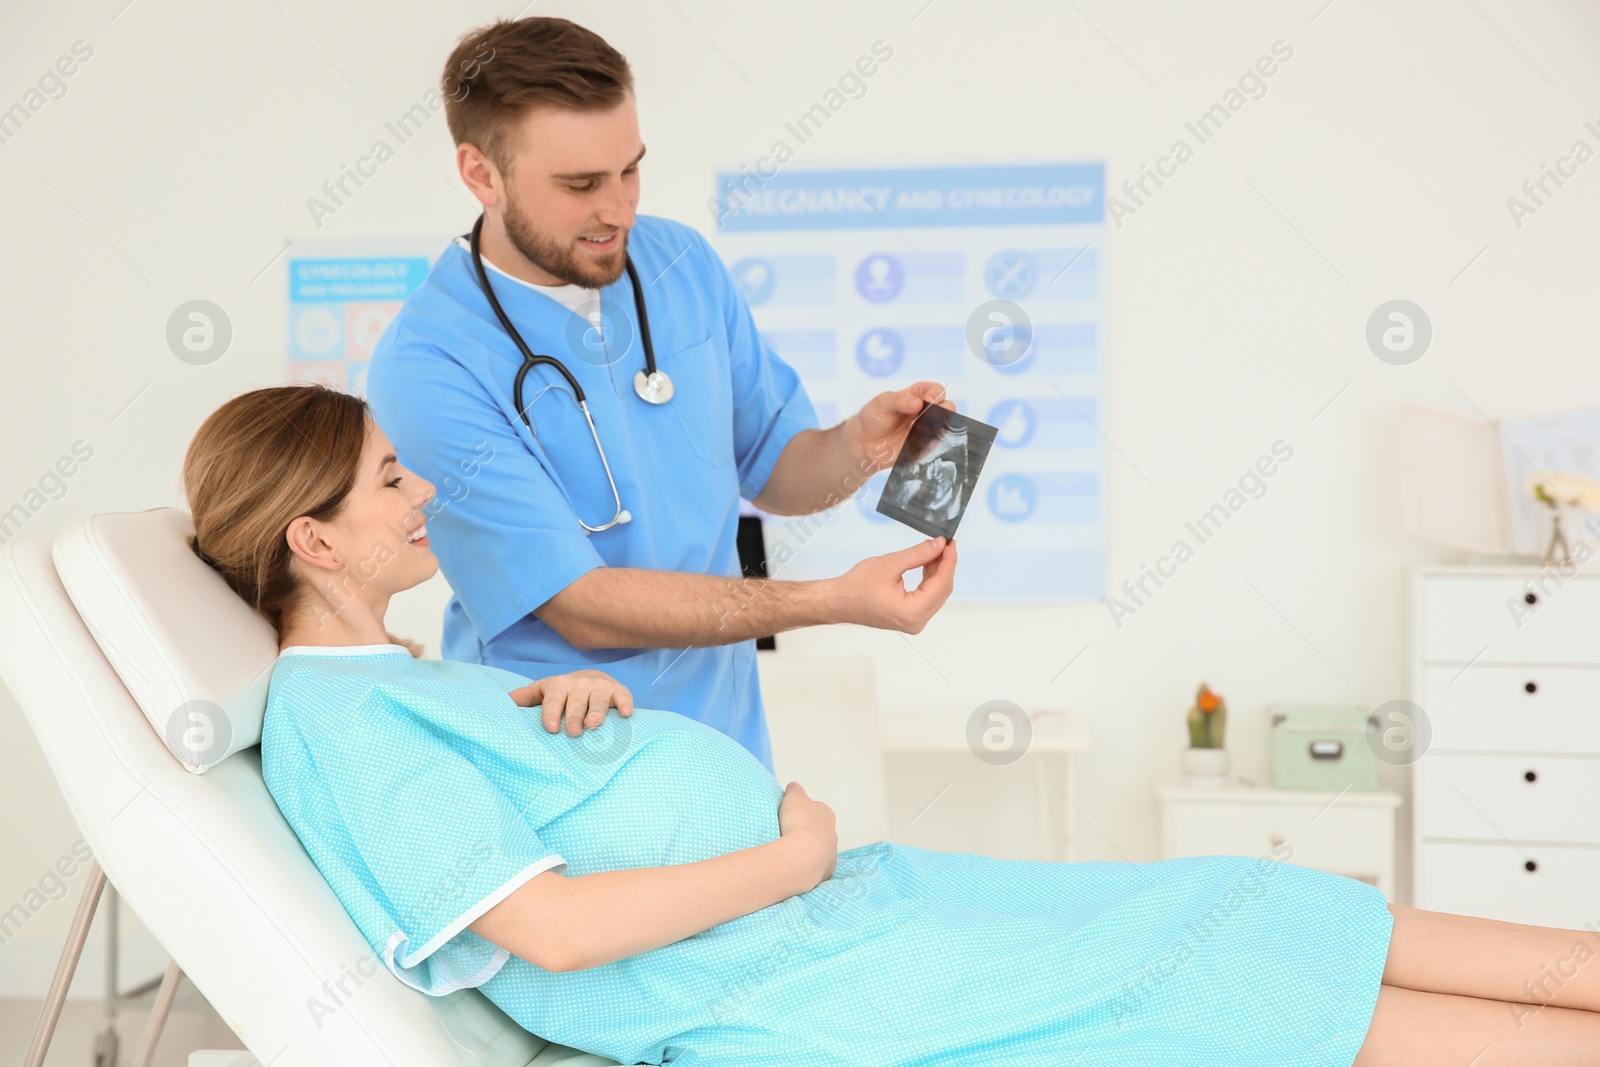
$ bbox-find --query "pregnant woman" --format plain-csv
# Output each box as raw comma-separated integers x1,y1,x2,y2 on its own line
185,384,1600,1067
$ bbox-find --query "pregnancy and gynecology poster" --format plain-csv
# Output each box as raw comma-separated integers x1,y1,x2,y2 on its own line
713,162,1108,602
286,238,447,396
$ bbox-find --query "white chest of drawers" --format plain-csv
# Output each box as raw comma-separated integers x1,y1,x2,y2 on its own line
1413,564,1600,928
1160,784,1401,899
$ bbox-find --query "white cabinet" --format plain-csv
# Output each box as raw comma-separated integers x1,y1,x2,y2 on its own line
1159,785,1401,899
1414,566,1600,926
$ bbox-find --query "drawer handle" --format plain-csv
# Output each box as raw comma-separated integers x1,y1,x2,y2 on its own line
1525,681,1539,694
1525,859,1539,873
1525,770,1539,783
1309,740,1344,760
1525,592,1540,605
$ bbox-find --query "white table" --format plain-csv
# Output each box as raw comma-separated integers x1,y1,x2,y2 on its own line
878,708,1093,861
1159,779,1402,899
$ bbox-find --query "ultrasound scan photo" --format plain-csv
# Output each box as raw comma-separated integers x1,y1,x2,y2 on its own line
875,403,998,540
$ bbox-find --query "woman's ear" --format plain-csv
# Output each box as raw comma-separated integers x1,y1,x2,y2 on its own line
283,516,342,569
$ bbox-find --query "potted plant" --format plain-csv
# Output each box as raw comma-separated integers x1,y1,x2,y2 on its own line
1182,682,1229,788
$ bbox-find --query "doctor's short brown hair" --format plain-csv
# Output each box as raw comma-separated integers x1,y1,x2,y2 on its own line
442,17,634,180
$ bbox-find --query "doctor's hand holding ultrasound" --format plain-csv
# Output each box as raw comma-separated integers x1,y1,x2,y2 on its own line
365,19,957,774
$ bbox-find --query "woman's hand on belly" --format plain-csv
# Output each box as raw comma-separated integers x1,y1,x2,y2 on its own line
510,669,634,736
778,781,838,888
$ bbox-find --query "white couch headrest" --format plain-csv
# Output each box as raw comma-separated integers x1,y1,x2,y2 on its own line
52,507,279,773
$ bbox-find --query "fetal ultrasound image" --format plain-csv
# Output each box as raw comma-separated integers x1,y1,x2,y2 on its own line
875,402,998,540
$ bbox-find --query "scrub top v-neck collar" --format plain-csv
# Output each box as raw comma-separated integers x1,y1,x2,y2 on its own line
449,235,595,316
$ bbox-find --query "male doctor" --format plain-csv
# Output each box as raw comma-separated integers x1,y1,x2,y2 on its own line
367,16,957,774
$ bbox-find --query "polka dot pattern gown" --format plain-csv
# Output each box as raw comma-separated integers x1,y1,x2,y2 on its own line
263,646,1392,1067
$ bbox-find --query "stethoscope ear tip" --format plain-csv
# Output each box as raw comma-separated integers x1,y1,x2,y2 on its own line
618,510,633,525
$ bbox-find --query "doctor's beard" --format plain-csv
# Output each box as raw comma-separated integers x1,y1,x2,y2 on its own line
501,187,628,290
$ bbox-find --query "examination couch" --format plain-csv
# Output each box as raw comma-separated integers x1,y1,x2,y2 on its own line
0,507,888,1066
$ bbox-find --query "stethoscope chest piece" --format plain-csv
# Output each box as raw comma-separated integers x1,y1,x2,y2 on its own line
633,368,674,405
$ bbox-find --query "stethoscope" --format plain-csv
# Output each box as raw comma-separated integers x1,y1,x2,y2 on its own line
468,214,675,533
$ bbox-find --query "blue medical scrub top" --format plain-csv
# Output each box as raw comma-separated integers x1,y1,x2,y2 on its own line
366,214,818,773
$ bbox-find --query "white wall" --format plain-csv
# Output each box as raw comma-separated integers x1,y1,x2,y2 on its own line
4,0,1600,994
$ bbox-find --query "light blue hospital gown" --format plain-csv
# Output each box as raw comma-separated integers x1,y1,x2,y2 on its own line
263,647,1393,1067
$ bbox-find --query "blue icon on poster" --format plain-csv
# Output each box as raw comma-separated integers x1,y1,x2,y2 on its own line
731,257,776,305
985,250,1037,299
987,400,1037,449
855,329,905,376
292,304,343,359
988,473,1038,522
855,254,904,303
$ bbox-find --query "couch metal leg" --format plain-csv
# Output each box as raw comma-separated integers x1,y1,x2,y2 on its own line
105,882,118,1007
23,859,108,1067
130,959,183,1067
102,881,121,1063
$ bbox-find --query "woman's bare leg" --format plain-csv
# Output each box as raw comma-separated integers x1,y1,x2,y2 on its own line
1384,905,1600,1015
1352,985,1600,1067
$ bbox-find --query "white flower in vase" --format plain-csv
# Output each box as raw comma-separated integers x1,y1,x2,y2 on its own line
1531,471,1600,567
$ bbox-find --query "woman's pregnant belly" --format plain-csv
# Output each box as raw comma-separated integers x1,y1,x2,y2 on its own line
537,708,785,876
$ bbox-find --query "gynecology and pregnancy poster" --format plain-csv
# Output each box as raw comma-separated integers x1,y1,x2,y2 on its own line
712,162,1109,602
286,238,445,397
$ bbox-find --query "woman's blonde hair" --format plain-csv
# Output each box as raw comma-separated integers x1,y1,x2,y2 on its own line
182,384,421,656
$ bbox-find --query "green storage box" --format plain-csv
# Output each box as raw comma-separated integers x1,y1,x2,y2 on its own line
1268,705,1379,792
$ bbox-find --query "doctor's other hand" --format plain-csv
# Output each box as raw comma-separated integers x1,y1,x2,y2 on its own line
832,536,958,635
778,782,838,888
850,380,954,470
509,669,634,737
